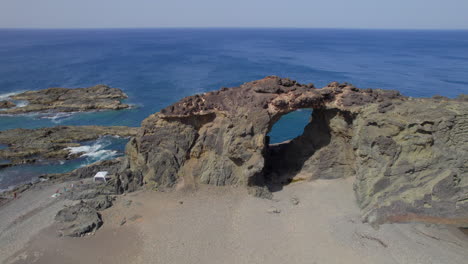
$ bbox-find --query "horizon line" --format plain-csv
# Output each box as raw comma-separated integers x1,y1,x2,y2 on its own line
0,26,467,31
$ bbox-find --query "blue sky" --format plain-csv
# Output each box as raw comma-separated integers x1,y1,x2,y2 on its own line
1,0,467,29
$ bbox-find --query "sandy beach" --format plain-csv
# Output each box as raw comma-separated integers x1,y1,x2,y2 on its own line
1,177,467,264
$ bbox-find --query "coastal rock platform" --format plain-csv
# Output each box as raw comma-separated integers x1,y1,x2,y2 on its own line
0,126,139,166
0,84,129,114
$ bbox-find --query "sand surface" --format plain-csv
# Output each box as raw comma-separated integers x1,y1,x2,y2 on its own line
2,177,468,264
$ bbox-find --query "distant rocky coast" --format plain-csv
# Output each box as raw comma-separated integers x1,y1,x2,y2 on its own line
0,84,129,114
0,126,138,167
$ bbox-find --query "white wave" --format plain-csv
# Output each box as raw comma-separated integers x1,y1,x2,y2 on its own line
66,137,119,163
0,91,21,101
40,112,75,124
81,149,118,160
15,100,29,107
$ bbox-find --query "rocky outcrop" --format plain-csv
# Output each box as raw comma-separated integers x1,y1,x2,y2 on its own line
0,126,138,166
352,99,468,227
117,76,467,227
0,84,129,114
55,201,103,237
0,100,15,109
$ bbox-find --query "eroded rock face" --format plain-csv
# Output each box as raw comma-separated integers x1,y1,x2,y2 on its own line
352,99,468,226
122,77,398,189
119,76,467,227
1,85,129,114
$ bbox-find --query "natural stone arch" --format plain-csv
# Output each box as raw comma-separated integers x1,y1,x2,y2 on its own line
116,76,468,227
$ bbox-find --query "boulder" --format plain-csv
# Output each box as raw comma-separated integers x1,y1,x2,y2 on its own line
55,201,103,237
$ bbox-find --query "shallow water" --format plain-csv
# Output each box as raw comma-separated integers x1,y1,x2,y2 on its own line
0,136,129,190
0,28,467,187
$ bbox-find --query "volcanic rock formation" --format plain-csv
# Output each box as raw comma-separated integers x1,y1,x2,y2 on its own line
117,76,468,227
0,84,129,114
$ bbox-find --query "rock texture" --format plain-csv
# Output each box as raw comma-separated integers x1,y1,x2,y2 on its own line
118,76,467,227
55,201,103,237
0,126,138,166
0,84,129,114
0,100,15,109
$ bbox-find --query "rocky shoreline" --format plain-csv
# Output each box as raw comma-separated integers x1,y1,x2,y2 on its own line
1,76,467,241
0,84,130,114
0,126,139,167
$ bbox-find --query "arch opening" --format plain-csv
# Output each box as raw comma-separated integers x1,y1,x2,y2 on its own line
261,108,356,192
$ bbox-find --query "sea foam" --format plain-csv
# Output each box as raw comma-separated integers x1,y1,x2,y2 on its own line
66,137,119,163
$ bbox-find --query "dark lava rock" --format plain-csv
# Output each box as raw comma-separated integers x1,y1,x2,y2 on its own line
55,201,103,237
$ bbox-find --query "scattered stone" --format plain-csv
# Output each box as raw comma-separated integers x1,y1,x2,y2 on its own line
248,186,273,200
55,201,103,237
290,197,300,205
128,214,142,222
120,217,127,226
124,200,133,207
267,207,281,214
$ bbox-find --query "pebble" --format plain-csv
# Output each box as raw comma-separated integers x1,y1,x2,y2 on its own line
291,197,300,205
267,207,281,214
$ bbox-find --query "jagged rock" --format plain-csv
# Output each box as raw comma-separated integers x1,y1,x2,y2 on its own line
0,100,15,109
0,126,138,166
85,195,113,211
117,76,467,227
1,84,129,114
71,158,123,179
352,98,468,227
55,201,103,237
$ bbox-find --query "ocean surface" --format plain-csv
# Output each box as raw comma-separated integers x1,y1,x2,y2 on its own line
0,28,467,190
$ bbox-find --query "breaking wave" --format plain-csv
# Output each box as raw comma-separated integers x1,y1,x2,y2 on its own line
40,112,75,123
66,137,119,164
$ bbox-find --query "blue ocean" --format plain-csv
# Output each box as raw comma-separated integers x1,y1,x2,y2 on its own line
1,28,467,190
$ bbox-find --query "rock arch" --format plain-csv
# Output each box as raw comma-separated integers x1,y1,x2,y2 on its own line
116,76,468,227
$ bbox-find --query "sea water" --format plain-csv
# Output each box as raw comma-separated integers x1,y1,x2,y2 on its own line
0,28,467,188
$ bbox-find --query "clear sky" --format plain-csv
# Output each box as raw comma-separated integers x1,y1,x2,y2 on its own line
1,0,467,29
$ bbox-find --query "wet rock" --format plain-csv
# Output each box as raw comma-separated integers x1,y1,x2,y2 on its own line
0,100,15,109
2,84,129,114
55,201,103,237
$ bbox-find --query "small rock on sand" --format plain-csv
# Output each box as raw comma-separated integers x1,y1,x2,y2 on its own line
267,207,281,214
